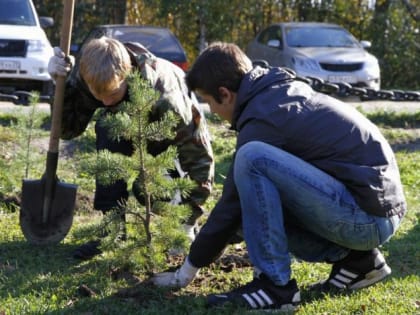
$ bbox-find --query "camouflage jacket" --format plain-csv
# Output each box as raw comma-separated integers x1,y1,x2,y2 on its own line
60,42,214,209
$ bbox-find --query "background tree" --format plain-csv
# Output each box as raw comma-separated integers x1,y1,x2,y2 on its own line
34,0,126,45
369,0,420,88
33,0,419,89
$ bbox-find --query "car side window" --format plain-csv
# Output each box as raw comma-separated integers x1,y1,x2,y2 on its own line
258,26,282,49
257,28,269,44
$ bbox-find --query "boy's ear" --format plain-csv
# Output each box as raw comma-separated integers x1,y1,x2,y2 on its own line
218,87,230,97
218,87,235,103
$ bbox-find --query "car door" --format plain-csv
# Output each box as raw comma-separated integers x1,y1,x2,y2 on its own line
261,25,287,67
248,25,284,66
249,25,289,67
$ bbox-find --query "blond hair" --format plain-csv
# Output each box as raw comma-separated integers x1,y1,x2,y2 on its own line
79,37,132,95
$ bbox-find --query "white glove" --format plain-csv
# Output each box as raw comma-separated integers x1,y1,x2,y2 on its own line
151,257,199,288
48,47,74,80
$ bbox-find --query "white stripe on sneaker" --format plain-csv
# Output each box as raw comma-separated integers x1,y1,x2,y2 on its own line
242,293,258,308
330,278,347,288
258,289,273,305
242,289,274,309
335,274,352,284
340,268,358,279
251,292,265,307
323,249,391,291
330,268,359,287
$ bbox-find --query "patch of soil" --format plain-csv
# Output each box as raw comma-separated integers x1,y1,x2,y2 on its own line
113,244,251,300
0,133,96,213
0,188,94,214
29,137,78,159
74,191,95,213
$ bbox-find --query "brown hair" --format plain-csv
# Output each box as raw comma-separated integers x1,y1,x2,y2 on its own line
186,42,252,102
79,37,132,95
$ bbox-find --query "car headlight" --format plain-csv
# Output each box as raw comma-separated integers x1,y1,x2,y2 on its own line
27,39,48,52
292,56,320,71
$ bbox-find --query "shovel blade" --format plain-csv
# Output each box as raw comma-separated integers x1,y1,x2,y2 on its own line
20,178,77,245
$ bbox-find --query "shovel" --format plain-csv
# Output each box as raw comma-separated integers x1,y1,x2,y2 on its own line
20,0,77,245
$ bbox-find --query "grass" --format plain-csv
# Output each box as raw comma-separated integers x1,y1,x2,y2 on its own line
0,106,419,314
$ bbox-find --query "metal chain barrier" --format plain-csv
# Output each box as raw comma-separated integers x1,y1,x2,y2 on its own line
295,75,420,102
250,60,420,102
1,65,420,104
0,90,51,105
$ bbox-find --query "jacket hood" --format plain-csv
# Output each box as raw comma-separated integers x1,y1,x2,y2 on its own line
232,66,295,129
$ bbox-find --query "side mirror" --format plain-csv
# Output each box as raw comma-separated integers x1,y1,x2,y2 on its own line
39,16,54,28
360,40,371,49
267,39,282,49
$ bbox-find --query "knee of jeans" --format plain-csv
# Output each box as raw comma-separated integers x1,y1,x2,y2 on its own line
235,141,265,169
375,215,400,244
237,141,266,157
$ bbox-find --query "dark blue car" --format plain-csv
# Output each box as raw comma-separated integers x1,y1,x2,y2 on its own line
73,24,189,71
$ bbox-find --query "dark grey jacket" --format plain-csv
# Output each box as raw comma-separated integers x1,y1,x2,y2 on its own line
189,66,406,267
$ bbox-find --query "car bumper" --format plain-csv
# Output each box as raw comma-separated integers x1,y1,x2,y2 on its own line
0,55,51,82
296,68,380,90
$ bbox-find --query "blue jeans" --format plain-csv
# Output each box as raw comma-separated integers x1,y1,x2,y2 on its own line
234,141,401,286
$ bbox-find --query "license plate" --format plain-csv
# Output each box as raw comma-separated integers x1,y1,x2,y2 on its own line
328,75,356,83
0,60,20,71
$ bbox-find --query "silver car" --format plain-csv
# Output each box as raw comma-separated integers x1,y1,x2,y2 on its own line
246,22,380,90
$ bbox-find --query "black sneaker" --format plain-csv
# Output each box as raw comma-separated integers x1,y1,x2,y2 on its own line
73,240,102,260
73,221,127,260
207,274,300,311
72,230,127,260
312,248,391,292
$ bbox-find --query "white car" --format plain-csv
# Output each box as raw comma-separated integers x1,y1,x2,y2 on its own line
0,0,54,100
247,22,381,90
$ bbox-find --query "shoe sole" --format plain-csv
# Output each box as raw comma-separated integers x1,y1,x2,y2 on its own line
248,303,298,313
72,241,102,260
213,303,298,314
349,263,391,290
210,292,300,313
73,251,102,260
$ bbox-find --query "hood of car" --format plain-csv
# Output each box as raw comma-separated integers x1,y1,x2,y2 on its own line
288,46,376,64
0,24,49,41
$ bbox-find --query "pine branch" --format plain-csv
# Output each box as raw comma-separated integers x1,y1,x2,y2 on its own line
79,70,194,269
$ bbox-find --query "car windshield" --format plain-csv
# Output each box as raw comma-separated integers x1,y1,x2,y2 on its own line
108,27,180,54
0,0,36,26
285,26,359,48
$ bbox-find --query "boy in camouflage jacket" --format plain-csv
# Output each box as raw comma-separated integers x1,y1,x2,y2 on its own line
48,37,214,259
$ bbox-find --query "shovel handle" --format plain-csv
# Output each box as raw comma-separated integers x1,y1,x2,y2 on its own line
48,0,75,153
43,0,75,223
